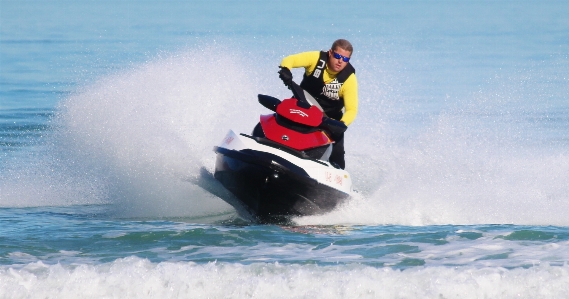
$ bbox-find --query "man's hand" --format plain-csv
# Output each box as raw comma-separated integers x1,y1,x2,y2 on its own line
278,67,293,87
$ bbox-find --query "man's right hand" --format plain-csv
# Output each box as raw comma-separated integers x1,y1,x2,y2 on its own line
278,67,293,87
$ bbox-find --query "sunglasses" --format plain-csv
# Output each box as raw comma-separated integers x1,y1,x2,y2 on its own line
332,51,350,63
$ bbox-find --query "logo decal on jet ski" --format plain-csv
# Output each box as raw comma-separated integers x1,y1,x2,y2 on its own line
224,136,234,145
335,175,343,186
289,109,309,117
282,135,289,141
325,171,332,182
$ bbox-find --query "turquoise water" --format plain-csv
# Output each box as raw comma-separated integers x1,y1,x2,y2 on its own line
2,0,569,297
2,206,569,297
2,205,569,268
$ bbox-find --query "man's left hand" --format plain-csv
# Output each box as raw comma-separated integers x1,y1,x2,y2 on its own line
278,67,293,87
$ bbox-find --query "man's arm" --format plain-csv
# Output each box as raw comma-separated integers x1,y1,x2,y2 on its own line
280,51,321,75
339,74,358,126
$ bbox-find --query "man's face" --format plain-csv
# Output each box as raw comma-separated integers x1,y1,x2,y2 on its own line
327,48,351,73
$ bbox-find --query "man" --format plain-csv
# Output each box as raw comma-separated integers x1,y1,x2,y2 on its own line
278,39,358,169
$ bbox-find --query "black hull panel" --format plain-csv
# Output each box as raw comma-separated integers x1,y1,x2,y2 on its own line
214,148,349,222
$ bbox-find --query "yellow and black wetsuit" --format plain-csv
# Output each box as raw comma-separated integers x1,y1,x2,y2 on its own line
280,51,358,126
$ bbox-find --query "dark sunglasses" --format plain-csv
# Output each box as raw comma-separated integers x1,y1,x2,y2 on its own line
332,51,350,62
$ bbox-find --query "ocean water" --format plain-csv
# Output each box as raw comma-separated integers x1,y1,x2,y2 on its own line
1,0,569,298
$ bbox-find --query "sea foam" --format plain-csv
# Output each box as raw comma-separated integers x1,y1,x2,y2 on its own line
2,257,569,299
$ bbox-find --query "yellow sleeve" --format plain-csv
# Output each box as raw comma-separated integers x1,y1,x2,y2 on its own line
339,74,358,126
280,51,321,76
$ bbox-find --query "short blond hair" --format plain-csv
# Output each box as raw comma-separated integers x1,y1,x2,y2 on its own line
331,39,353,54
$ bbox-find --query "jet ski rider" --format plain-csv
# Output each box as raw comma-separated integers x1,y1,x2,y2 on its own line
278,39,358,170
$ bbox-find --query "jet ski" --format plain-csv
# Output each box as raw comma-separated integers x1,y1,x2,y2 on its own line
213,80,352,222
